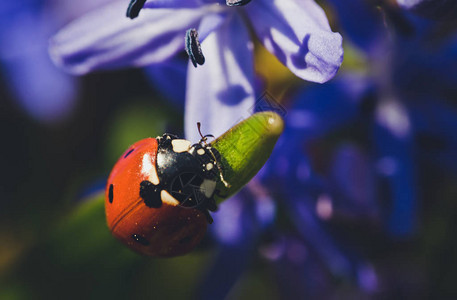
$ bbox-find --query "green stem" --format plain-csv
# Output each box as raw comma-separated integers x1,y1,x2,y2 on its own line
211,111,284,203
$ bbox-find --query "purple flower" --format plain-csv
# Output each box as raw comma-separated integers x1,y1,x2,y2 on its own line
49,0,343,139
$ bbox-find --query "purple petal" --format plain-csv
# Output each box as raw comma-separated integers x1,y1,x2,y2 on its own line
199,191,258,299
289,73,369,137
263,236,335,298
326,0,386,53
1,10,77,122
143,57,187,108
397,0,422,9
330,144,378,218
374,100,416,237
411,99,457,172
143,0,202,9
184,13,255,141
196,244,253,300
397,0,457,19
49,1,206,74
247,0,343,83
289,197,353,277
197,12,228,41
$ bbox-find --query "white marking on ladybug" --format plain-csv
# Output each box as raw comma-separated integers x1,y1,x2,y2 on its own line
161,190,180,206
171,139,192,153
197,148,205,155
206,163,214,171
200,179,216,198
141,153,160,185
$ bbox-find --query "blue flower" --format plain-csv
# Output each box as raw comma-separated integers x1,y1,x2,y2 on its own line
49,0,343,139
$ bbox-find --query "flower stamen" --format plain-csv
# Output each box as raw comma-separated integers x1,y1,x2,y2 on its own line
226,0,252,6
185,28,205,68
126,0,147,19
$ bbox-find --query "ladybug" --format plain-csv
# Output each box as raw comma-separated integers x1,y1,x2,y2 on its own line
105,127,224,257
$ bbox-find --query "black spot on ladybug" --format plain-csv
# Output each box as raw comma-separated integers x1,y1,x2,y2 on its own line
140,180,162,208
124,148,135,158
179,235,193,244
109,184,114,203
131,234,150,246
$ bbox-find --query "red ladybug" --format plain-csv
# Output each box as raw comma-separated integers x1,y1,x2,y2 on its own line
105,133,220,257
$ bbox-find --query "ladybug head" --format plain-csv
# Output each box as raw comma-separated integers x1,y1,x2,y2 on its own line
156,133,220,223
196,122,214,147
195,122,230,189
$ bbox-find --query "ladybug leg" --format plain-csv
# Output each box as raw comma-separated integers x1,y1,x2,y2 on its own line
206,198,218,212
198,197,217,224
215,189,230,199
201,209,214,224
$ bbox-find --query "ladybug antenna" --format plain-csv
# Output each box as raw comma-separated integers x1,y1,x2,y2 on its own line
197,122,202,135
196,122,214,146
196,122,230,189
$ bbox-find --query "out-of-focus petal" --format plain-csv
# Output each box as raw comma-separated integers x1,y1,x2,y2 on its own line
0,0,41,17
260,236,333,298
392,35,457,102
197,12,228,41
247,0,343,83
289,196,353,277
49,1,206,74
143,0,202,8
260,74,371,194
330,144,378,219
397,0,423,9
0,11,77,122
184,13,255,141
412,99,457,172
48,0,113,26
288,73,369,138
374,99,416,237
326,0,386,53
143,57,187,108
397,0,457,20
196,244,253,300
198,192,258,299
